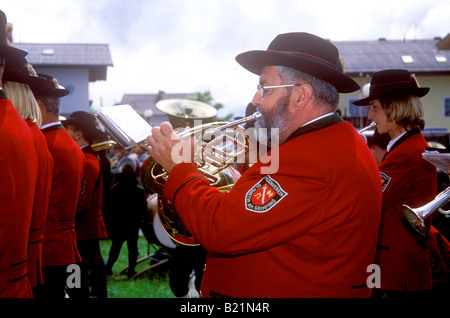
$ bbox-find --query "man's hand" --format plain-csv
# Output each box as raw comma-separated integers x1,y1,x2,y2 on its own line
146,122,183,174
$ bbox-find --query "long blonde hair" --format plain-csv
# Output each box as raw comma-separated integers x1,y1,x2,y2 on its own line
4,81,42,127
379,94,425,131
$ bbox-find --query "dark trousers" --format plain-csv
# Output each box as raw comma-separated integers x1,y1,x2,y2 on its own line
32,265,69,299
169,245,207,297
67,239,107,299
105,235,138,277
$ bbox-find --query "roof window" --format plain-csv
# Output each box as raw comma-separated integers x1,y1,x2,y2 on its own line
435,55,447,63
41,49,55,55
401,55,414,63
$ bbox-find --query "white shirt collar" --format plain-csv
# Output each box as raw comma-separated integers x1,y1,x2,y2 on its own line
302,112,335,127
40,121,62,130
386,131,407,152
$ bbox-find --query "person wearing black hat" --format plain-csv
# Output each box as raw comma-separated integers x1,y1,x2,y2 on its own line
146,32,382,297
0,10,38,298
2,26,54,294
62,111,109,298
353,69,437,298
28,73,86,299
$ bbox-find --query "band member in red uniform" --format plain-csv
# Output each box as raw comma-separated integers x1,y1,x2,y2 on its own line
63,111,108,298
29,74,86,298
0,10,37,298
2,51,54,292
147,32,382,298
354,69,437,298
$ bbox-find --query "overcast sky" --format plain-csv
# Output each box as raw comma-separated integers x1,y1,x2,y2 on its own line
2,0,450,118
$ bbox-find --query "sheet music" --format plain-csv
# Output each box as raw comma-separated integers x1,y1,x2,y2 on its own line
422,151,450,172
97,105,152,148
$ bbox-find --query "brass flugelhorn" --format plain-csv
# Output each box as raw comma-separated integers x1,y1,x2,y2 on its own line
141,111,261,246
143,110,262,193
402,186,450,236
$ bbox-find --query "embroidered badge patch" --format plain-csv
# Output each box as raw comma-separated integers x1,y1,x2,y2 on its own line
245,176,288,213
380,172,391,192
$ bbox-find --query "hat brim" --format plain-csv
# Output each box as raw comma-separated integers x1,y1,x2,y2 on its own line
353,87,430,106
32,86,70,98
235,50,360,93
3,70,47,87
0,45,27,61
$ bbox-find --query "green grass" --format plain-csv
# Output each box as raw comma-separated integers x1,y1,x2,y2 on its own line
99,236,174,298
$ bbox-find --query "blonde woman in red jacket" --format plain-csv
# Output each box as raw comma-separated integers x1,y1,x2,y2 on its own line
0,11,39,298
147,33,382,298
354,69,437,298
0,62,37,298
3,63,54,292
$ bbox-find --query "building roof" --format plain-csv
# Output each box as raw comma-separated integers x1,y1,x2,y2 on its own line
333,36,450,76
14,43,113,81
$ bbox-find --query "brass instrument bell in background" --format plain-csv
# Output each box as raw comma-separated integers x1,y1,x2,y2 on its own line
156,98,218,128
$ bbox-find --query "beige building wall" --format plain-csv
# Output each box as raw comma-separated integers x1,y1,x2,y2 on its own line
418,76,450,130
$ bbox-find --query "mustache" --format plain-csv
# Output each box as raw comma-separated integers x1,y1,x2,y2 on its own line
254,95,290,145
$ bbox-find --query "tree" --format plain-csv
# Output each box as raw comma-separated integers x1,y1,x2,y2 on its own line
189,91,234,122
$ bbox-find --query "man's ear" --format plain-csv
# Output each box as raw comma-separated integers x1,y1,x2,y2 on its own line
292,84,313,111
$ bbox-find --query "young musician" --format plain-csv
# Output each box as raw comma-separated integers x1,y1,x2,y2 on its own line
354,69,437,298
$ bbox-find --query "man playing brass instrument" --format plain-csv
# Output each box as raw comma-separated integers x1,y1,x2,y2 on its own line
147,32,382,298
353,69,437,298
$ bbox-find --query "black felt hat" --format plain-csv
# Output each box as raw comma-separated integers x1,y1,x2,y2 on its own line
62,111,107,141
29,73,70,98
353,69,429,106
2,53,46,87
235,32,360,93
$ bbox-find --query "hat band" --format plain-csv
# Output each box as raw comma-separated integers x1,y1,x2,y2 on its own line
5,66,37,77
267,49,336,67
371,80,412,87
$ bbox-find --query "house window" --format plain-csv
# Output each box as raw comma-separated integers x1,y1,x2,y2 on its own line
443,97,450,117
347,97,369,118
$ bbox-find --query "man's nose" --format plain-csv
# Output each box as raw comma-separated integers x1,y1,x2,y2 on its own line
251,91,261,107
367,108,374,121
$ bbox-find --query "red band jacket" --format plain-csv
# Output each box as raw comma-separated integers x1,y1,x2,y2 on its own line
75,146,108,241
26,120,54,287
0,92,37,297
376,128,437,290
163,114,382,298
41,123,85,267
